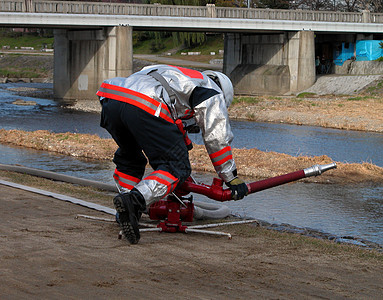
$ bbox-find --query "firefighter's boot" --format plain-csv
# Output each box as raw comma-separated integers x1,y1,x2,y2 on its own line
113,190,146,244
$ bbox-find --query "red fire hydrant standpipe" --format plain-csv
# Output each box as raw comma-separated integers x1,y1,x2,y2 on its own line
148,163,337,235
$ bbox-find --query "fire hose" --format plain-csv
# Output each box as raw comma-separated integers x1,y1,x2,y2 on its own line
175,162,337,202
0,163,230,220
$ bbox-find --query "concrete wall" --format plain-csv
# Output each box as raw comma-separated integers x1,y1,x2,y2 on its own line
335,60,383,75
53,26,133,102
224,30,315,95
231,64,290,95
224,33,289,75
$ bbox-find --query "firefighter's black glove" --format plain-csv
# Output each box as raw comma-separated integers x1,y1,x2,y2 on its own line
226,177,248,200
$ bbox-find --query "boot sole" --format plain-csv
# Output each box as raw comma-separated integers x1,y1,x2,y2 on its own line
113,196,139,244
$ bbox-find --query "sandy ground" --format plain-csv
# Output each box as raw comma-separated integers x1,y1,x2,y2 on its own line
1,180,382,299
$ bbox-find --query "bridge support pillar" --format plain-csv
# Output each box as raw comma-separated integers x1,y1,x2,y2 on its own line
288,30,315,93
53,26,133,103
224,30,315,95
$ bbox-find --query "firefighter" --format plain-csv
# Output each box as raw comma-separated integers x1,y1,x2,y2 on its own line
97,65,248,244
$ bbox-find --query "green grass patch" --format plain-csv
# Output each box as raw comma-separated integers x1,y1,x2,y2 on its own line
267,96,282,100
56,134,70,141
347,95,370,101
133,33,224,56
0,34,53,50
296,92,317,98
177,34,224,55
0,68,40,78
364,79,383,95
133,35,176,54
291,98,303,103
232,96,261,105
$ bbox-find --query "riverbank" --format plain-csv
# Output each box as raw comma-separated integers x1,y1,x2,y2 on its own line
1,129,382,185
231,93,383,133
0,170,382,299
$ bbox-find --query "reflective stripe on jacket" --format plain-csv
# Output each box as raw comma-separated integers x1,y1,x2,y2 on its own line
97,82,174,124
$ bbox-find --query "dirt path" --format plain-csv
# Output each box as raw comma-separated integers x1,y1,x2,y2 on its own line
1,180,382,299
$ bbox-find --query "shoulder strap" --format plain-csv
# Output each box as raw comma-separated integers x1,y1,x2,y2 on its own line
147,69,177,105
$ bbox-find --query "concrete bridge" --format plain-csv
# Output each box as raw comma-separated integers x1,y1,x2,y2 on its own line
1,0,383,101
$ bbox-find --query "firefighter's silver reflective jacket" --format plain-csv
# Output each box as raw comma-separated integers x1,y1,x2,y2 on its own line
98,64,237,183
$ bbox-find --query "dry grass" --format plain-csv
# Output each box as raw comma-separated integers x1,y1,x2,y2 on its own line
230,95,383,133
1,129,382,184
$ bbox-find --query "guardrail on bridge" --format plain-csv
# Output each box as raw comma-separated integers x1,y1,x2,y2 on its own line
1,0,383,23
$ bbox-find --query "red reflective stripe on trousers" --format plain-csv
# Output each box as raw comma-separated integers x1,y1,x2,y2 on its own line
145,175,173,194
114,170,141,184
211,154,233,167
154,169,179,182
145,170,179,194
209,146,232,159
114,179,135,190
113,169,141,190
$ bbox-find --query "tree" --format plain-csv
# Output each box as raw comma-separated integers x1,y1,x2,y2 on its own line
143,0,209,50
362,0,383,12
255,0,290,9
338,0,363,11
289,0,335,10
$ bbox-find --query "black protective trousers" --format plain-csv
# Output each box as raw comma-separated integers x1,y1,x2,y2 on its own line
100,98,191,200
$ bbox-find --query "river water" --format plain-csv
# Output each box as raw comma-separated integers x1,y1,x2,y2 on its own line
1,83,382,246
